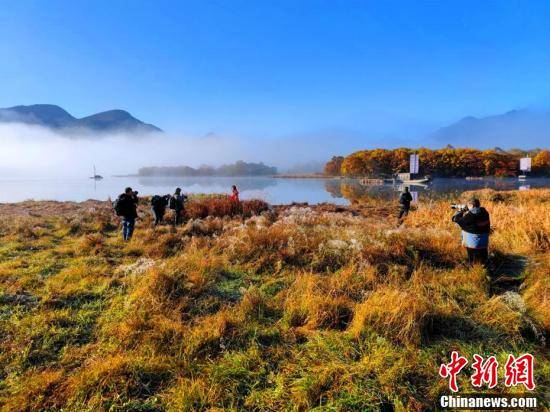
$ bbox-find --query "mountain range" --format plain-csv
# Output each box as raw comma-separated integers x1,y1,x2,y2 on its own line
1,104,549,148
430,109,549,148
0,104,161,133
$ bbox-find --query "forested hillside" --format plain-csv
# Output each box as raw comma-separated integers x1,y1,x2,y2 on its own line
325,148,550,177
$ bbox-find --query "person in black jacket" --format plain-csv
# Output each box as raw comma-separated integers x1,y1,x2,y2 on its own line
117,187,139,240
170,188,187,225
151,194,170,226
452,197,491,265
398,186,413,219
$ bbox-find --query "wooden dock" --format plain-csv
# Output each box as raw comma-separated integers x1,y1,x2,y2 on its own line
360,178,385,185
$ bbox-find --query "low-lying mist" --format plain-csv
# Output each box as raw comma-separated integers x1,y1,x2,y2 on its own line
9,118,533,179
0,123,362,178
0,124,235,178
1,121,417,178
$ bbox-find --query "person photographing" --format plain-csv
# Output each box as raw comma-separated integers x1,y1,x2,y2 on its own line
451,197,491,265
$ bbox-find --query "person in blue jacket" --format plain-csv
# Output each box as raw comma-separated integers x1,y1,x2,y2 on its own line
452,197,491,265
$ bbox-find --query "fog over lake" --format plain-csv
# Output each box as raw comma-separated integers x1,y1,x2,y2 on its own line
1,176,549,205
1,123,549,205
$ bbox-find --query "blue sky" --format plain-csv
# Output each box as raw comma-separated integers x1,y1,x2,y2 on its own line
1,0,550,139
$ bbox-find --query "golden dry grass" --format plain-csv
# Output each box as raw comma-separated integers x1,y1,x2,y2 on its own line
0,189,548,410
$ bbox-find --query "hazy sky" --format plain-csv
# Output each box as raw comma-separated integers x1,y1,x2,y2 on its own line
1,0,550,138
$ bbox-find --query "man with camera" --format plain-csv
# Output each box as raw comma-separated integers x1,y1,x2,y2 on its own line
451,197,491,265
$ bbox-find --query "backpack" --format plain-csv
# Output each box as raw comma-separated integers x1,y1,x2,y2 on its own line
113,194,126,216
151,195,161,207
169,195,177,210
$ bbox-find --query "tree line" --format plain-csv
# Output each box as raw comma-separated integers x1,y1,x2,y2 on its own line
324,148,550,177
139,161,277,177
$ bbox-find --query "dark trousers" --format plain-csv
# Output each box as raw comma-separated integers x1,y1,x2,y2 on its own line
398,206,410,219
122,217,135,241
152,208,165,225
174,209,184,225
466,248,488,265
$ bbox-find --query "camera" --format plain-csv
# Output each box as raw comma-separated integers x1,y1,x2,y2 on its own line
451,204,468,210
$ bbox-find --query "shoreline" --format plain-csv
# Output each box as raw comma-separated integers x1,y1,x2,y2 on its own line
2,187,547,218
273,174,335,179
0,197,395,220
115,174,549,179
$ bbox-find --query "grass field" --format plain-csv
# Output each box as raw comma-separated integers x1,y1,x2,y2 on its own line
0,190,548,411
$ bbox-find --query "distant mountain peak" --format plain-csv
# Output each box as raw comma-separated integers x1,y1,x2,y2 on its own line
0,104,75,128
431,108,550,149
503,108,528,116
0,104,162,134
11,103,69,113
78,109,161,132
202,132,221,140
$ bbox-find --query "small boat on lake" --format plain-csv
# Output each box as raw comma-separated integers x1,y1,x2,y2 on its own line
90,165,103,180
395,173,431,184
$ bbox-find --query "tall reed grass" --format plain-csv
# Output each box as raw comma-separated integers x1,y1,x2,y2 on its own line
0,189,548,410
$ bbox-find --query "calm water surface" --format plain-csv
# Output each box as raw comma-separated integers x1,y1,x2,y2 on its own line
0,176,548,205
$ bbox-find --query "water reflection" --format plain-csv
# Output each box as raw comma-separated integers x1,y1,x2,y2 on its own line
0,176,548,204
137,176,276,191
324,177,549,204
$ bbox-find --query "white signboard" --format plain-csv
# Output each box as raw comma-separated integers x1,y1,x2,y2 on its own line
410,154,419,174
520,157,531,172
411,191,419,202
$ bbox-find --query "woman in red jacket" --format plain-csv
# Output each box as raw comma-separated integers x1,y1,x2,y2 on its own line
229,185,239,202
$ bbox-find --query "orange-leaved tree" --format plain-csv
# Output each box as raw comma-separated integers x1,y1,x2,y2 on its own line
532,150,550,175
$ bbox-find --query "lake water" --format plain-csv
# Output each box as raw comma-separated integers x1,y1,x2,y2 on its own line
0,176,549,205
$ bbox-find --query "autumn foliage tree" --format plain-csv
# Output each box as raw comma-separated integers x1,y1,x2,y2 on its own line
324,156,345,176
532,150,550,175
327,148,549,177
